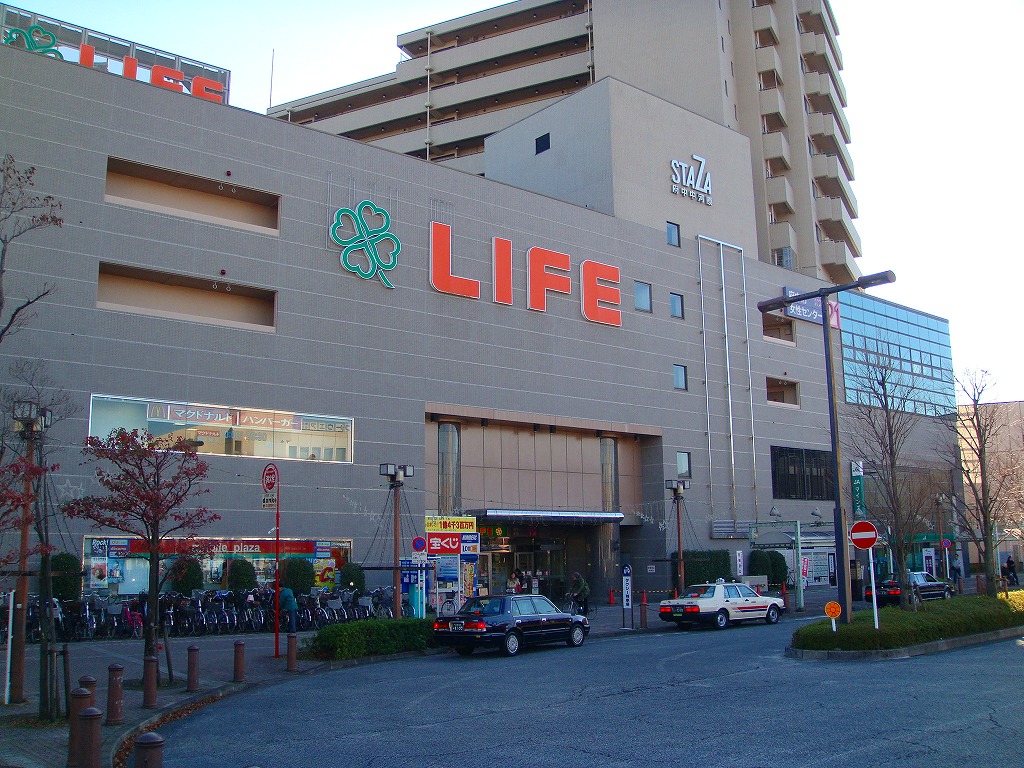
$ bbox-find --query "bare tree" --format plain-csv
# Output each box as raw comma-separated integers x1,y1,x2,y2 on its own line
842,350,948,608
0,154,63,344
950,370,1024,597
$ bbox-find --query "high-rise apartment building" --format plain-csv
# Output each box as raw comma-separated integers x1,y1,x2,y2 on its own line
270,0,859,284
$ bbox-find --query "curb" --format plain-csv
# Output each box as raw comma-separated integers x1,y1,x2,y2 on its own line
785,626,1024,661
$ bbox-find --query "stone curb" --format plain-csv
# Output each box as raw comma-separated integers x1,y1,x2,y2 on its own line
784,626,1024,661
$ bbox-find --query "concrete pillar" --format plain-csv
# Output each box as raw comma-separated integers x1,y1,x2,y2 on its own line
142,656,158,709
186,645,200,692
133,731,165,768
233,640,245,683
104,664,123,726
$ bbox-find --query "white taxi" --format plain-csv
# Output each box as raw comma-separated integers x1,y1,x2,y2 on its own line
658,579,785,629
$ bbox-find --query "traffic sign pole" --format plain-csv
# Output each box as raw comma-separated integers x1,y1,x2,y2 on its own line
850,521,879,631
868,546,878,630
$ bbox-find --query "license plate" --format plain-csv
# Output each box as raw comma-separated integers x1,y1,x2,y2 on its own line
450,621,464,632
672,609,684,616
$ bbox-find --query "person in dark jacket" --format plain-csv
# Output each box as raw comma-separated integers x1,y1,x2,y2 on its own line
567,572,590,616
1007,556,1018,586
279,585,298,632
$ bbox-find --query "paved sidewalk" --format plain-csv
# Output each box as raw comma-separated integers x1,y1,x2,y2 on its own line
0,586,870,768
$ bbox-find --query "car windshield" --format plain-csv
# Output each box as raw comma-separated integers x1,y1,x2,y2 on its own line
682,585,717,599
458,597,504,616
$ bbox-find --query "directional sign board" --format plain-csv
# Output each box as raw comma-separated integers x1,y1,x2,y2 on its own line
850,520,878,550
622,564,633,610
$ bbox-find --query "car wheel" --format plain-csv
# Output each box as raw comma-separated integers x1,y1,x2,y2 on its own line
764,605,780,625
502,631,522,657
567,624,586,647
944,588,953,600
714,610,729,630
455,646,474,657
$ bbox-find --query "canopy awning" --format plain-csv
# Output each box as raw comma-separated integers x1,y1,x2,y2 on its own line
470,509,624,526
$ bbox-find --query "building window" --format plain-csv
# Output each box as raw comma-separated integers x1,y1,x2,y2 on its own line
762,314,794,342
673,365,688,391
600,436,620,512
766,377,798,405
88,394,353,463
634,282,652,312
772,247,793,269
535,133,550,154
670,292,684,319
438,422,462,515
667,222,681,247
676,451,692,479
770,446,833,501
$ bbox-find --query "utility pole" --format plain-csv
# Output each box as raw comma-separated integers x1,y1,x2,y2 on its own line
665,480,690,594
380,464,414,619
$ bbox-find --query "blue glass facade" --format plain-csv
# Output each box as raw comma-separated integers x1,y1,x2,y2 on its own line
838,293,955,417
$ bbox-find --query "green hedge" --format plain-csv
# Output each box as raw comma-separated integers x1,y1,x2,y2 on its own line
306,619,436,661
680,550,733,586
791,593,1024,651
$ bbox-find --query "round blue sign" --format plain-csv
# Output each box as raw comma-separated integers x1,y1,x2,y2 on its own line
622,564,632,577
412,536,427,552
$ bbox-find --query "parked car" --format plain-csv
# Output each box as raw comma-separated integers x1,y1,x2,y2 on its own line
432,593,589,657
658,579,784,629
865,571,954,606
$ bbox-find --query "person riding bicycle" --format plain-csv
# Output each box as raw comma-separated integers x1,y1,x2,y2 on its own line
279,585,298,633
567,572,590,616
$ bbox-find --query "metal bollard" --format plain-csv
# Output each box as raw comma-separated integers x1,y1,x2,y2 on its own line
77,675,97,703
142,656,158,709
233,640,245,683
287,633,298,673
67,688,92,768
105,664,124,726
186,645,200,692
133,731,165,768
78,706,103,768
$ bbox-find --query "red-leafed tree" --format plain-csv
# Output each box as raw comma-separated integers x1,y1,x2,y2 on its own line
0,455,55,568
64,429,219,658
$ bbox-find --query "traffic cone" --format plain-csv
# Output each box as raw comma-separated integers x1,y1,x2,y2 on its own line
608,588,616,606
641,590,648,605
673,587,678,599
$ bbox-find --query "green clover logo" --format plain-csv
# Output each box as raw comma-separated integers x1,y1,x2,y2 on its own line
2,25,65,59
329,200,401,288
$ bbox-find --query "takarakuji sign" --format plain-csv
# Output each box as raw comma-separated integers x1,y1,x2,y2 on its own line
329,201,623,328
670,154,713,206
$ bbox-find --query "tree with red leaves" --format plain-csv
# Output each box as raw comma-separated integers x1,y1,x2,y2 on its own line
64,429,219,658
0,455,55,568
0,154,63,344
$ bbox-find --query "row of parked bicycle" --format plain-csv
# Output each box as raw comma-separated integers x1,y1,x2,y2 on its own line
0,586,413,643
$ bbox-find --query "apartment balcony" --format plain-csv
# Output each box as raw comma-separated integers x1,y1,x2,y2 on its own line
799,32,847,105
804,71,850,137
808,112,854,178
759,87,787,128
816,196,862,258
395,14,591,85
797,0,843,69
762,130,791,169
752,3,781,47
769,221,798,252
812,153,858,217
818,239,856,271
766,175,796,215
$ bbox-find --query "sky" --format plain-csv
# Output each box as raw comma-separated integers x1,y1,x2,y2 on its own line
12,0,1024,402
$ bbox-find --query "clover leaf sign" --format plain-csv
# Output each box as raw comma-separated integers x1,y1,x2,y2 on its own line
329,200,401,288
2,25,65,59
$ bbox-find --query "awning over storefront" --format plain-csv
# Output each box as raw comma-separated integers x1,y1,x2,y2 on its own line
470,509,624,526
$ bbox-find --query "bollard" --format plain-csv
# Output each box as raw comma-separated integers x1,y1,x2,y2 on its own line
134,731,165,768
67,688,92,768
186,645,200,693
77,706,103,768
640,601,648,628
287,633,298,673
233,640,245,683
142,656,158,709
608,588,616,606
77,675,97,703
105,664,124,726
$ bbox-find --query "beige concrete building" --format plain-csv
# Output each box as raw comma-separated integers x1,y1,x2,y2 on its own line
270,0,859,284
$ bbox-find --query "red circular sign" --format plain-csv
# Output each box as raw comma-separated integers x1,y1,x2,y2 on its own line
412,536,427,552
850,520,878,550
262,463,279,493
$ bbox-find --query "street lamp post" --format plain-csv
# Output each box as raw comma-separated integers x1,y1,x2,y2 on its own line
665,479,691,594
758,270,895,623
380,464,414,619
9,401,51,705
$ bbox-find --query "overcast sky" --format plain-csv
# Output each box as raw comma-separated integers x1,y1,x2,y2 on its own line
14,0,1024,402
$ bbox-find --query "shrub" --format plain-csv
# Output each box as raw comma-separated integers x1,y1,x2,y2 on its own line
170,557,204,595
306,619,435,661
279,558,315,596
337,562,365,592
790,594,1024,651
681,550,733,585
51,552,83,601
768,551,789,586
227,558,257,592
747,550,771,581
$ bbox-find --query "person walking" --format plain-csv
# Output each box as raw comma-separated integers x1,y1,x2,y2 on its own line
279,584,298,632
1006,556,1018,587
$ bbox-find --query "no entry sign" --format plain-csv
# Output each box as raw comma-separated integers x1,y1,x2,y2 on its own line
850,520,878,550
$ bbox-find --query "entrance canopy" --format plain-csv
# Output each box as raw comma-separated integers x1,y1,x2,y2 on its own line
470,509,624,526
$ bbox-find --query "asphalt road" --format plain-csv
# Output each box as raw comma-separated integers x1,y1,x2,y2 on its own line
155,619,1024,768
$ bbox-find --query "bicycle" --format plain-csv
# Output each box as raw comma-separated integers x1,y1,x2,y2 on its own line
563,594,591,616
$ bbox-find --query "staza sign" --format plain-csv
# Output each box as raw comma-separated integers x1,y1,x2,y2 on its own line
670,154,713,206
